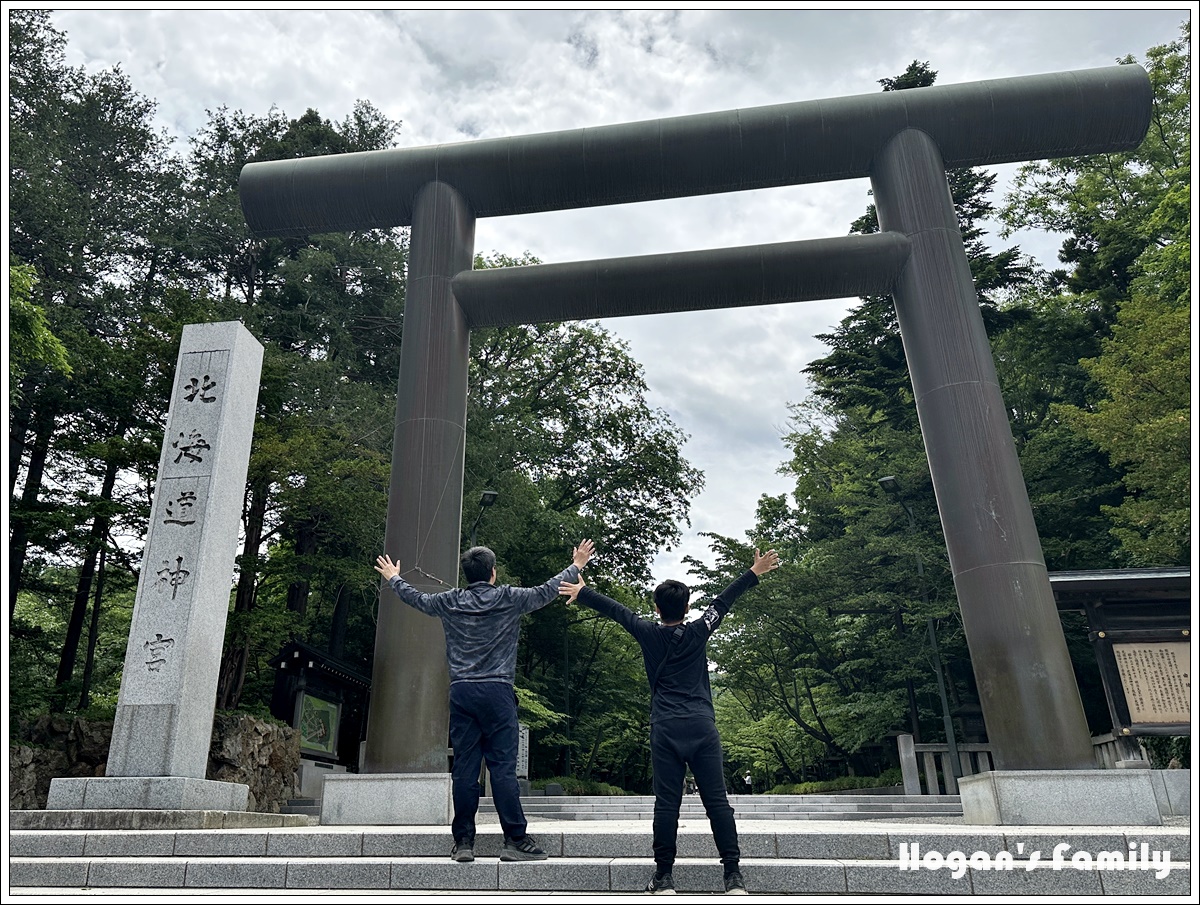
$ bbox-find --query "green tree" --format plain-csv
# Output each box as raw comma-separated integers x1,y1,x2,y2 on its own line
464,253,703,781
7,15,698,753
8,10,198,714
8,261,71,392
466,255,702,587
1001,25,1191,565
810,61,1033,433
690,61,1091,771
181,104,407,711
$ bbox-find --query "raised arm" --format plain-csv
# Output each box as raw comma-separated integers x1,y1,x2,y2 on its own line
698,548,780,634
513,539,595,613
561,576,654,641
374,554,447,616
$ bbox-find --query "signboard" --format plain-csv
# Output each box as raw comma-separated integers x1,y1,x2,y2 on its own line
517,723,530,780
298,692,341,757
1112,642,1191,725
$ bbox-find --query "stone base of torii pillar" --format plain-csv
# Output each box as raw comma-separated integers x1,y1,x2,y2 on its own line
959,770,1186,825
318,773,452,826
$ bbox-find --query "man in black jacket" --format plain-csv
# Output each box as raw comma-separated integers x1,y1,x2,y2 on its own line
559,547,779,895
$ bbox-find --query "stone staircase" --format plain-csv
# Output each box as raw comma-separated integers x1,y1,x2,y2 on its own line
280,796,322,819
483,792,966,821
10,809,1190,895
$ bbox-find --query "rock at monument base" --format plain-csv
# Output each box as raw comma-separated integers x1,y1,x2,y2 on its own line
10,713,300,813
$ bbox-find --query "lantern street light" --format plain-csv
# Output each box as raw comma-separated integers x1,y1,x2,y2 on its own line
468,490,498,548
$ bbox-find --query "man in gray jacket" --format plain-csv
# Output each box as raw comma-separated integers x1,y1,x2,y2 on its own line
374,539,594,862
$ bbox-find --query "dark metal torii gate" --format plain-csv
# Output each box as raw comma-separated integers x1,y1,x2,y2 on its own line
240,64,1151,774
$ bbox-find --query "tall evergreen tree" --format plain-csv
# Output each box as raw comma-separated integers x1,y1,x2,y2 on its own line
1001,25,1191,566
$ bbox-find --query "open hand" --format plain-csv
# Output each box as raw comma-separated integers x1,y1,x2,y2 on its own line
560,577,586,602
751,548,780,576
573,539,595,569
374,554,400,581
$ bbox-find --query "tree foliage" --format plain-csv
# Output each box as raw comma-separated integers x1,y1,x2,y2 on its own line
7,13,701,786
1001,24,1191,565
8,262,71,392
691,41,1193,778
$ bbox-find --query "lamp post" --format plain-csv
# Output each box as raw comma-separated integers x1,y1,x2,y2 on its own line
468,490,498,548
878,475,962,779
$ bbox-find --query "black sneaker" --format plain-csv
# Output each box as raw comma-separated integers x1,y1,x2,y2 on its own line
724,870,748,895
451,838,474,862
501,835,548,861
646,871,676,894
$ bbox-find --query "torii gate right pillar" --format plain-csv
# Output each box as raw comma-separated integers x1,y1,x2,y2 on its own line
871,128,1094,770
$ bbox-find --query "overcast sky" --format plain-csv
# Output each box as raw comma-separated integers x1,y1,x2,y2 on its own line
46,6,1190,585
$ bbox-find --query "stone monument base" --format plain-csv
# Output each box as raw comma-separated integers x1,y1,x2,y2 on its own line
47,776,249,811
319,773,452,826
960,770,1166,825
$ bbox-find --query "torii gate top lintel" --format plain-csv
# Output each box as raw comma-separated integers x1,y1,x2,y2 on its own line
240,64,1150,239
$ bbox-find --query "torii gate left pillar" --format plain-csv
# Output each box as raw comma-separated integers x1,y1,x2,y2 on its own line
320,182,475,823
369,182,474,775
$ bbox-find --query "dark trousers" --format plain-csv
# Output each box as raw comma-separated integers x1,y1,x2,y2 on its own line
650,717,740,872
449,681,527,842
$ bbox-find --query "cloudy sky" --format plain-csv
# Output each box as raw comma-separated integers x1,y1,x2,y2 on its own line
47,6,1190,584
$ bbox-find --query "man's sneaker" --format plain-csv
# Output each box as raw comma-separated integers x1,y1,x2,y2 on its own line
645,871,676,894
501,835,548,861
724,870,748,895
450,839,474,862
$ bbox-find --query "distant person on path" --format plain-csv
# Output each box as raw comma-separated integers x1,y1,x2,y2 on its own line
374,539,594,863
560,546,780,895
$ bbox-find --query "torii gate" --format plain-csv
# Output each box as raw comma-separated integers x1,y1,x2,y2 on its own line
240,65,1151,799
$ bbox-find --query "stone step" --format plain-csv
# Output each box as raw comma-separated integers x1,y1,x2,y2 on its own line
9,809,318,830
9,853,1190,895
10,822,1189,895
280,798,322,817
11,823,1188,861
479,793,965,821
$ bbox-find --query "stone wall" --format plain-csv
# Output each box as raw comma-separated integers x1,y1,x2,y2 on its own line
10,713,301,812
207,712,301,812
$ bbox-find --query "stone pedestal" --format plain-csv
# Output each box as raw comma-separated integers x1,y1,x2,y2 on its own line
1150,769,1191,817
319,773,452,826
46,776,248,811
960,770,1163,825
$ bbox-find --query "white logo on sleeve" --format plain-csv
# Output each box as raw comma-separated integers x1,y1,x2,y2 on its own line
702,607,720,630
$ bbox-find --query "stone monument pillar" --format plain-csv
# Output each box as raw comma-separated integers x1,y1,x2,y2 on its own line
49,321,263,811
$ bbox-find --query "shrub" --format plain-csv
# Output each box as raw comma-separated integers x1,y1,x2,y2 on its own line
531,775,632,796
767,768,903,795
